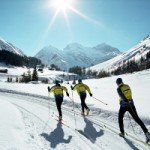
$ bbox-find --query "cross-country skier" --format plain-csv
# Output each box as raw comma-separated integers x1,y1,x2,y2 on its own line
48,80,69,121
71,79,92,116
116,78,150,143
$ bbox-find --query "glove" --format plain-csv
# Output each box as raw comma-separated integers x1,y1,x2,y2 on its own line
48,87,50,92
66,92,69,97
71,85,73,90
89,93,93,97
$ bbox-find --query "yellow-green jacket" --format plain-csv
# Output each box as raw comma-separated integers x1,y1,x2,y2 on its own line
117,83,133,105
49,85,68,97
72,83,91,95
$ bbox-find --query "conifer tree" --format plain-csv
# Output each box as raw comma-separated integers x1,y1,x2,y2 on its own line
32,67,38,81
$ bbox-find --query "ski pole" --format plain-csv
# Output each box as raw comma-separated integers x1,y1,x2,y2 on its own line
92,96,108,105
71,91,77,130
69,95,81,112
68,96,76,111
127,112,137,136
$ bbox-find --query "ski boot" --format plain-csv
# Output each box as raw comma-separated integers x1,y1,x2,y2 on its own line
59,116,62,122
86,108,90,116
119,132,125,138
81,111,85,116
146,132,150,143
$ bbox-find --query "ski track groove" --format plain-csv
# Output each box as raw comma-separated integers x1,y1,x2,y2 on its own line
0,91,149,149
5,95,98,150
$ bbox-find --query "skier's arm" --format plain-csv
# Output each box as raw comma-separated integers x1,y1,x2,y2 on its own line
50,86,55,93
47,86,51,92
71,84,78,91
62,86,69,97
85,84,92,96
117,88,128,102
62,86,68,92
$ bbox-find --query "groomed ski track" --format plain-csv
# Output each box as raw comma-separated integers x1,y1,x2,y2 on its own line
0,90,149,150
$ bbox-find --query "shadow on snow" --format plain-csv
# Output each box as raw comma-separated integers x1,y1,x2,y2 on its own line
41,122,72,148
77,117,104,143
123,138,139,150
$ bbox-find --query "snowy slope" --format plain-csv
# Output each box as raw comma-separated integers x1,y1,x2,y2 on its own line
0,66,76,83
0,100,30,150
0,92,149,149
35,43,120,69
0,68,150,149
0,37,25,56
35,45,67,69
89,35,150,72
0,69,150,118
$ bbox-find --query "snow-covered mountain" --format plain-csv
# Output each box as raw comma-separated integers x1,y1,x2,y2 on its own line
89,35,150,72
0,37,25,56
35,43,120,69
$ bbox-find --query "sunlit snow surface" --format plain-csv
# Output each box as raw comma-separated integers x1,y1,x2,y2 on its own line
0,68,150,149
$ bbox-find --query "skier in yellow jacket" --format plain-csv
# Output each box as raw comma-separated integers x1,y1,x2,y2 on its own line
116,78,150,143
71,79,92,115
48,80,69,121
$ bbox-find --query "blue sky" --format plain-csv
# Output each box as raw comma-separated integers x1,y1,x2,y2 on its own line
0,0,150,56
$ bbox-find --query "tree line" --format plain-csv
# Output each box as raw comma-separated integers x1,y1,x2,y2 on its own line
0,50,42,67
68,51,150,78
111,51,150,75
7,67,38,83
68,66,110,79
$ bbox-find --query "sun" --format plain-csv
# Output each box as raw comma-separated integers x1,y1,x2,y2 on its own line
52,0,73,11
43,0,102,43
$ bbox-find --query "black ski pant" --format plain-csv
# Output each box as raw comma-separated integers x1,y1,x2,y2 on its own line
55,96,63,117
79,93,89,113
119,104,148,134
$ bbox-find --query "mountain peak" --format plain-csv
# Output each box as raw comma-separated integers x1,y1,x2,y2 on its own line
43,45,59,50
93,43,121,54
0,37,25,56
0,37,6,42
64,43,85,49
35,42,120,69
89,36,150,72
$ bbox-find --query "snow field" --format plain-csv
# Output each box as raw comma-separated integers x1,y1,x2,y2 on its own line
1,93,148,150
0,100,29,150
0,69,150,118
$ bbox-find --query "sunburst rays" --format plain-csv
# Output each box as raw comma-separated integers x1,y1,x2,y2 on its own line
41,0,102,44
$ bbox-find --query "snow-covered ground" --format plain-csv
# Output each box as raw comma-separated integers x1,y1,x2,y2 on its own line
0,69,150,118
0,92,149,150
0,68,150,149
0,100,30,150
0,66,76,82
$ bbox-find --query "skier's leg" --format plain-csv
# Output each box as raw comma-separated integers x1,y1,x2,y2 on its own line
119,107,126,134
55,97,63,117
81,94,88,110
59,98,63,118
80,95,85,113
129,105,148,134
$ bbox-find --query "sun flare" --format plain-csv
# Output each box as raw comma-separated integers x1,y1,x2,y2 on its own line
52,0,73,11
43,0,102,43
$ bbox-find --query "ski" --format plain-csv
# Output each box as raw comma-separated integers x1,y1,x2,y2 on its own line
124,133,150,147
54,118,70,128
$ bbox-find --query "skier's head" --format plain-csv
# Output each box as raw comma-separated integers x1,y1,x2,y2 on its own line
116,78,123,85
55,80,60,86
78,79,82,83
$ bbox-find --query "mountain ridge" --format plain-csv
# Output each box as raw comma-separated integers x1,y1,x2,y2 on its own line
89,35,150,72
35,43,121,69
0,37,25,56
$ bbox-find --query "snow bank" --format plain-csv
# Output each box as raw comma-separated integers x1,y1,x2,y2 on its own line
0,100,28,150
0,69,150,119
